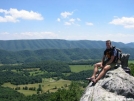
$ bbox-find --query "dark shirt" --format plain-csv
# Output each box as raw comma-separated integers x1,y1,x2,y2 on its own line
104,47,117,62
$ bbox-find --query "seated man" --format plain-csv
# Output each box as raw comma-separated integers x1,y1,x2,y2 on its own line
86,40,117,83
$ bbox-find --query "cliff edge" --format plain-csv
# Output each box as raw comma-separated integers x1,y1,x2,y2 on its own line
80,66,134,101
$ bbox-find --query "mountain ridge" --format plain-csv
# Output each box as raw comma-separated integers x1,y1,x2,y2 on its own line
0,39,134,51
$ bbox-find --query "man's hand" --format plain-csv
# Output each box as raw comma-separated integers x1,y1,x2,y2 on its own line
101,63,104,67
105,56,115,65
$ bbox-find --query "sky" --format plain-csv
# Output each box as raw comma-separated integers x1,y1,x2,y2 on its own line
0,0,134,43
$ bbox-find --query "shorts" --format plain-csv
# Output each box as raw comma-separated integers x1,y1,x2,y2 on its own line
103,60,116,68
109,62,116,68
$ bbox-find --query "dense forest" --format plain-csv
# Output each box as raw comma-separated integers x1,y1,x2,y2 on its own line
0,48,134,64
0,60,94,101
0,60,95,85
0,60,134,101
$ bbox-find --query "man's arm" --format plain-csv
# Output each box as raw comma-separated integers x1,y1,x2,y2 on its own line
101,55,106,67
105,48,117,65
105,55,115,65
101,55,105,62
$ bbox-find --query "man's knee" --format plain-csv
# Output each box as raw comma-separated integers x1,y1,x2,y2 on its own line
94,62,102,67
94,63,98,67
103,65,111,71
94,63,97,67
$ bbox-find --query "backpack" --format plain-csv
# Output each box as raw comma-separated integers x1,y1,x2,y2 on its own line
112,46,131,74
112,46,122,63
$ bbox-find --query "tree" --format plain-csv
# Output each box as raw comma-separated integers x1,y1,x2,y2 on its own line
129,63,134,76
50,82,83,101
37,84,42,94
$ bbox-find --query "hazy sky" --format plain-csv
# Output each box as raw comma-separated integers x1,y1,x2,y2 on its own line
0,0,134,43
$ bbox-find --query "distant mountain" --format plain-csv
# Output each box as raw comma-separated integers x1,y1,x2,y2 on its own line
0,39,133,51
125,42,134,48
0,48,134,64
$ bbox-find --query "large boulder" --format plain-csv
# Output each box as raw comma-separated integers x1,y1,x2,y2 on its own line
80,66,134,101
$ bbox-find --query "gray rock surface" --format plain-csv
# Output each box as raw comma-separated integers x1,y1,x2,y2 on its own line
80,67,134,101
121,53,130,68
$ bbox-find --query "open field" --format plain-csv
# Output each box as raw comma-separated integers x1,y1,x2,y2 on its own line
69,65,93,73
1,64,93,96
69,60,134,73
128,60,134,64
29,70,47,76
0,64,3,66
2,79,71,96
18,90,37,95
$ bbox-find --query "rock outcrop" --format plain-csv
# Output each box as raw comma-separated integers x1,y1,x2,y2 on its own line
80,54,134,101
80,67,134,101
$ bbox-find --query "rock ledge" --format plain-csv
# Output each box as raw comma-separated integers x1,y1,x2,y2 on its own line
80,67,134,101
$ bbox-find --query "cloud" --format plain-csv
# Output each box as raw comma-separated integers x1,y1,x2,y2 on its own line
0,32,58,40
69,18,75,24
58,11,81,26
77,18,81,21
61,11,73,18
69,18,75,22
109,17,134,28
57,18,61,22
86,22,93,26
0,15,18,22
64,22,71,25
0,8,43,22
64,18,79,26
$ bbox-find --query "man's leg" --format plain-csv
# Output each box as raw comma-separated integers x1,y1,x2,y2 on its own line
92,62,102,78
92,65,111,83
86,62,102,80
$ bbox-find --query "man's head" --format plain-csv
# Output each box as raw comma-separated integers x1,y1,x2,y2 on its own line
106,40,111,49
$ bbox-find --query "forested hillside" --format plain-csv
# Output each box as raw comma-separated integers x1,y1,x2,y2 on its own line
0,39,134,101
0,48,134,64
0,39,134,51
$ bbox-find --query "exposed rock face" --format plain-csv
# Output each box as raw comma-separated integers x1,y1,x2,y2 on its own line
121,53,130,68
80,67,134,101
121,54,131,74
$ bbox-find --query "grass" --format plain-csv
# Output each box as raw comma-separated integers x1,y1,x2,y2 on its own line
2,79,71,96
42,79,71,92
128,60,134,64
11,69,23,73
29,70,46,76
11,68,46,76
69,65,93,73
18,90,37,95
0,64,3,66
